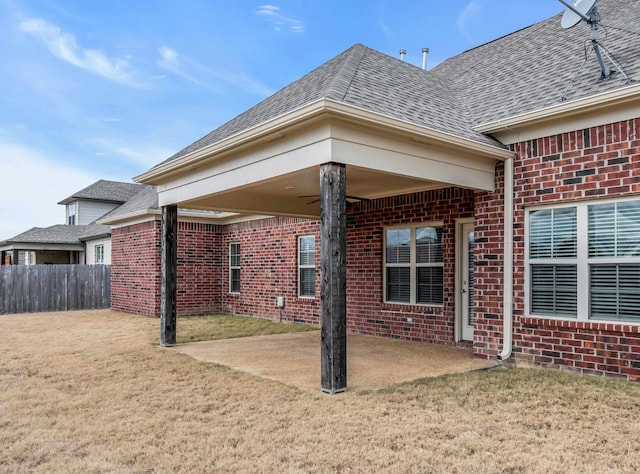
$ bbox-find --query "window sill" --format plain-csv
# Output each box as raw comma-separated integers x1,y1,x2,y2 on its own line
521,316,640,333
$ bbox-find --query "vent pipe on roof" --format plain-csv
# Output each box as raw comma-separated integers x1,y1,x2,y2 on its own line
422,47,429,70
399,49,406,61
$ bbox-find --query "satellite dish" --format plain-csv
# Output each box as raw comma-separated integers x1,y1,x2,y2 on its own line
560,0,598,29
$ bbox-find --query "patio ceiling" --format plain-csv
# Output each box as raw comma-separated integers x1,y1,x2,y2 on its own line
138,101,513,217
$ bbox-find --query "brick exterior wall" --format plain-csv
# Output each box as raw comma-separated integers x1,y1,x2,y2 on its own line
111,220,224,317
219,188,474,345
109,118,640,381
474,118,640,380
177,222,224,316
111,221,161,316
346,188,474,345
222,217,321,326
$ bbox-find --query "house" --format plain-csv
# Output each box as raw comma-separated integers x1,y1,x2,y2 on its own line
108,0,640,389
0,180,149,265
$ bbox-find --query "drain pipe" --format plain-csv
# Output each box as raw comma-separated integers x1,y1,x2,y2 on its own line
497,155,514,361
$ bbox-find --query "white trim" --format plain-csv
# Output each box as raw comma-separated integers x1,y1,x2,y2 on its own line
524,195,640,323
475,83,640,134
297,235,316,298
475,83,640,144
229,242,240,294
136,98,512,184
455,218,475,342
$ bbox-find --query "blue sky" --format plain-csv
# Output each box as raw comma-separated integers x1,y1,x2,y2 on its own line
0,0,565,241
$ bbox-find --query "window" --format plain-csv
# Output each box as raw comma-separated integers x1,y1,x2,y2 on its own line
384,225,443,305
229,243,240,293
298,236,315,297
67,202,77,225
95,245,104,264
527,198,640,322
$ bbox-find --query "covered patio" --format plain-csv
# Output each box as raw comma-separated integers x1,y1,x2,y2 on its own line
135,45,513,394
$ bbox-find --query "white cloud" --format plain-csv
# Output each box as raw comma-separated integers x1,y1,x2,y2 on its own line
18,17,143,87
0,142,99,241
85,136,175,169
157,45,214,89
157,45,273,97
456,1,485,43
256,5,305,33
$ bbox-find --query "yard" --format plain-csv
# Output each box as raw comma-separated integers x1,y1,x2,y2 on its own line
1,311,639,473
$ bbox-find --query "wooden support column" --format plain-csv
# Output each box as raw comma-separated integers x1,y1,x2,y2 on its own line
160,204,178,347
12,250,19,265
0,251,5,265
319,162,347,394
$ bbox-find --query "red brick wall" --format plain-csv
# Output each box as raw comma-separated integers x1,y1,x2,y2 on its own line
111,220,223,317
111,221,161,316
220,189,474,345
474,118,640,380
346,188,474,345
222,217,321,326
177,222,224,316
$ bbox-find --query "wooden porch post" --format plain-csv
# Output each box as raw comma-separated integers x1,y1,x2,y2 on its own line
12,250,18,265
160,204,178,347
319,162,347,393
0,251,5,265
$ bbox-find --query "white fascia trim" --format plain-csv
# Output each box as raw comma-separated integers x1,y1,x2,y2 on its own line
474,83,640,134
136,99,513,183
99,209,161,226
101,208,248,228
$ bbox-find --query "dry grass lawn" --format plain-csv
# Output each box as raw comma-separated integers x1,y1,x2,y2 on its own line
2,310,640,473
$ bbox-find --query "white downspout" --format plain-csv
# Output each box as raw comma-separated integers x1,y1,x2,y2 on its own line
497,155,514,361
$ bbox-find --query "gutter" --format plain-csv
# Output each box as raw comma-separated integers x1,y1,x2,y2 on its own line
497,155,514,361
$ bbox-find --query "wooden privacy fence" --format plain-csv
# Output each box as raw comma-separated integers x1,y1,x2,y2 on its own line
0,265,111,314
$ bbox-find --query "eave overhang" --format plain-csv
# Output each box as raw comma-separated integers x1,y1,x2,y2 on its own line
474,83,640,144
136,98,513,185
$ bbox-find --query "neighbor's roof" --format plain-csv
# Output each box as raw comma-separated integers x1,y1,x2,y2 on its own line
99,184,159,221
58,180,143,205
147,0,639,172
0,224,111,247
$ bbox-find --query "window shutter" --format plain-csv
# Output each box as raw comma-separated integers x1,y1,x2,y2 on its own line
531,264,577,316
386,267,411,302
591,264,640,321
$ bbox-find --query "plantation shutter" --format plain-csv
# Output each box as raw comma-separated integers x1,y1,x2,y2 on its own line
416,226,443,305
298,236,315,297
589,200,640,320
386,229,411,303
529,207,577,317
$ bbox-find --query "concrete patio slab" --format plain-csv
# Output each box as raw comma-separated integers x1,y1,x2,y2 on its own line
173,331,498,392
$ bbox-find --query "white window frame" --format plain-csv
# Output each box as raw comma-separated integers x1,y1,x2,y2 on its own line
67,202,77,225
298,235,315,298
383,222,444,306
95,244,104,264
525,196,640,323
229,242,240,294
24,251,36,266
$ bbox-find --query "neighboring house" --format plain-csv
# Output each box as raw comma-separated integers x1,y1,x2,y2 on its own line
0,180,148,265
108,0,640,387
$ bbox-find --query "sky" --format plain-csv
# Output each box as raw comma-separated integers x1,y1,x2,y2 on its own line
0,0,566,241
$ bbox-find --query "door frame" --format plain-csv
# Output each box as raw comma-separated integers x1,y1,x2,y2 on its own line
455,218,475,342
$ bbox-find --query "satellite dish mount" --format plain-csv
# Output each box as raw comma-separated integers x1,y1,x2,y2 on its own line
558,0,631,82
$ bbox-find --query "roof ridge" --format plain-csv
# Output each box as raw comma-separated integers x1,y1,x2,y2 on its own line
324,43,368,102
